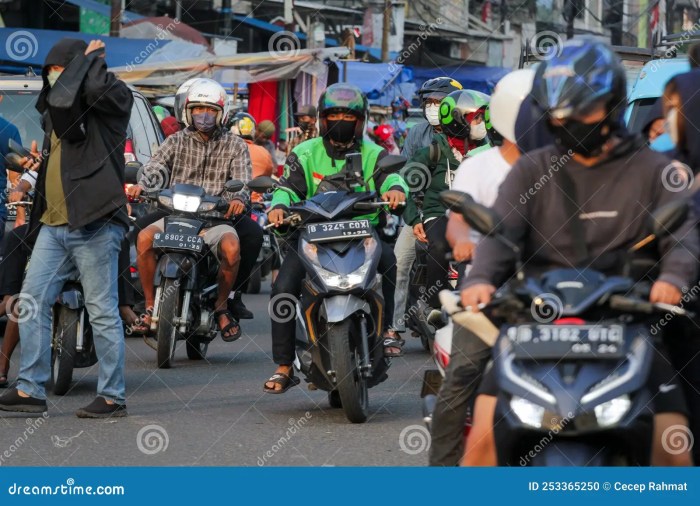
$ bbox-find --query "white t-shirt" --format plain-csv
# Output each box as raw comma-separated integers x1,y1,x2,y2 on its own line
451,147,512,244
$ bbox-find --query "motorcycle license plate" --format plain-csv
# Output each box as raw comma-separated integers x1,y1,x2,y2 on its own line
506,324,625,360
263,235,272,248
305,219,372,243
153,232,204,252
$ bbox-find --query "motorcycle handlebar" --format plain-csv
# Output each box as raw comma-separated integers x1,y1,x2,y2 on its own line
353,201,406,211
5,201,33,208
608,295,691,317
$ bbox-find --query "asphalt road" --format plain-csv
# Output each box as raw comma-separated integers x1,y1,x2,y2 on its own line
0,281,435,466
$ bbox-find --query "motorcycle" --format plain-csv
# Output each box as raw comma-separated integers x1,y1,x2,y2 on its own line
265,154,406,423
432,189,691,466
245,199,280,294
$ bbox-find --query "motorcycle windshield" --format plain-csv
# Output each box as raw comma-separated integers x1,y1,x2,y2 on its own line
291,191,376,221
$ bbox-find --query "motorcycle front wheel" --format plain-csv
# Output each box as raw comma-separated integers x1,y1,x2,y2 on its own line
156,279,181,369
328,319,368,423
50,306,79,395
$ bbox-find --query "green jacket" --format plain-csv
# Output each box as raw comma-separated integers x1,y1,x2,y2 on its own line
403,134,462,226
270,137,408,225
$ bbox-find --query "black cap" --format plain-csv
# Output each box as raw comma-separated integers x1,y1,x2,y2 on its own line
294,105,317,117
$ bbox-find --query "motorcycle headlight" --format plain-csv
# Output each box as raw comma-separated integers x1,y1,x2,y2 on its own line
158,195,173,209
198,201,217,212
301,238,377,290
511,396,545,428
172,194,202,212
594,395,631,427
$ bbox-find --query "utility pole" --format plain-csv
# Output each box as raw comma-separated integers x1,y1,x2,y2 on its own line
381,0,391,62
110,0,121,37
175,0,182,21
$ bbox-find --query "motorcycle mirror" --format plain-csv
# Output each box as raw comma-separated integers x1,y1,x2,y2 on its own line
376,154,407,174
649,199,689,239
224,179,245,193
440,190,503,237
4,153,26,174
246,175,277,194
124,161,142,185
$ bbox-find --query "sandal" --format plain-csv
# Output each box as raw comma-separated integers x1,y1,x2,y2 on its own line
263,371,300,394
214,310,242,342
0,371,8,389
139,307,158,350
383,329,404,358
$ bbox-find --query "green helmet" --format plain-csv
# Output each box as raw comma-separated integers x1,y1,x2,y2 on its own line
152,105,170,123
484,105,503,146
439,90,490,139
317,83,368,140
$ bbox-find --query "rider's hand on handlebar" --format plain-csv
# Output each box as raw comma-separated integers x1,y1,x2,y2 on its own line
20,140,42,171
225,198,246,218
413,223,428,243
127,185,143,199
268,208,287,227
460,283,496,312
453,240,476,262
650,281,682,306
9,190,25,203
381,190,405,210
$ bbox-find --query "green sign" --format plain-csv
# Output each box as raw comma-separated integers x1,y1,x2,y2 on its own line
80,0,110,35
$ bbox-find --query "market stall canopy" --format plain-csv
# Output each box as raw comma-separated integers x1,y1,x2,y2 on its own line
110,47,350,95
410,65,510,95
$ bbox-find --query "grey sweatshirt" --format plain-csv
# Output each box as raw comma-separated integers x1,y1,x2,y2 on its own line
464,139,699,290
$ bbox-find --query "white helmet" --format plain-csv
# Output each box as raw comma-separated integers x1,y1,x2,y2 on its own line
489,69,536,143
184,79,229,128
174,78,206,125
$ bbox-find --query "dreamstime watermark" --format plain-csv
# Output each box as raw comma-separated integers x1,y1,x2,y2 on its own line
519,412,574,466
268,293,299,323
5,293,39,324
136,424,169,455
397,280,443,328
125,19,181,71
0,413,50,466
530,31,564,61
140,165,170,191
399,424,431,455
661,161,694,193
268,31,301,58
661,424,694,455
650,282,700,336
649,22,700,72
530,292,563,323
5,30,38,62
400,161,432,193
388,19,444,72
518,150,574,204
257,412,312,466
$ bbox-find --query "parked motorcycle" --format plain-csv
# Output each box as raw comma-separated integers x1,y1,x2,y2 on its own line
265,154,406,423
432,189,691,466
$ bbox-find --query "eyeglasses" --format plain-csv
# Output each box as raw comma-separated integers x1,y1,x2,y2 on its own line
423,98,441,106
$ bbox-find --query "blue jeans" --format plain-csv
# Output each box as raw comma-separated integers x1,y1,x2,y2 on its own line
392,224,416,331
17,222,126,403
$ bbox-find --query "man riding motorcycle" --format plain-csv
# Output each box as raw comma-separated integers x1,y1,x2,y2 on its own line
264,83,408,393
459,39,697,466
128,79,252,342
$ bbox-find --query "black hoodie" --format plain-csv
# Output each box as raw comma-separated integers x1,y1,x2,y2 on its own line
29,38,133,235
668,69,700,173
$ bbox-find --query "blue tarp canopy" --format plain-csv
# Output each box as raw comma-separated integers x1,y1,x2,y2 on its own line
339,61,415,106
0,28,173,73
410,65,511,95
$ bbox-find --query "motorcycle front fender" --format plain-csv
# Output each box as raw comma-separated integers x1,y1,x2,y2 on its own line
320,295,370,323
154,254,198,290
56,288,84,310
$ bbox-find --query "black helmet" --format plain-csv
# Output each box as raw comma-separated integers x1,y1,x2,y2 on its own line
531,38,627,125
318,83,368,140
294,105,317,118
229,112,256,140
418,77,463,101
438,90,490,139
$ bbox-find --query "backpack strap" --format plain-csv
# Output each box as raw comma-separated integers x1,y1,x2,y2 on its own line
428,138,441,172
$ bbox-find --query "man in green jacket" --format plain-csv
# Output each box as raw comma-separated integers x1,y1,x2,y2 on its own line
264,84,408,393
404,90,489,323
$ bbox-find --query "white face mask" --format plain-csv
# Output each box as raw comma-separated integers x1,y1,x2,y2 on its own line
666,107,680,145
425,104,441,126
47,69,63,88
470,122,487,141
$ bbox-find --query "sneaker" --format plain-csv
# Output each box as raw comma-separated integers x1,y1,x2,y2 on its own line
228,292,253,320
0,388,47,414
75,397,127,419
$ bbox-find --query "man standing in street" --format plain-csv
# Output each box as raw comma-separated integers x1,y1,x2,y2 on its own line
0,38,132,417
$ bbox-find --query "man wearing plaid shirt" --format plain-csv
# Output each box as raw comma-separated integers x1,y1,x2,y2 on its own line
129,79,251,341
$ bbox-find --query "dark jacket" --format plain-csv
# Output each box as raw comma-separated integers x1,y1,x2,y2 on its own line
29,38,132,237
669,69,700,173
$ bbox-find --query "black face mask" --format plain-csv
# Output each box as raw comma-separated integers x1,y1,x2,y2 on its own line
326,119,356,143
298,121,313,132
549,120,614,157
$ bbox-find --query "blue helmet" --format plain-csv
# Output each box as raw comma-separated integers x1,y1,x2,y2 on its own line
532,38,627,126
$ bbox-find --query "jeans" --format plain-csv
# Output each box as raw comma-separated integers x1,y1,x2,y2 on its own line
392,224,416,331
429,323,492,466
271,237,397,364
17,222,126,403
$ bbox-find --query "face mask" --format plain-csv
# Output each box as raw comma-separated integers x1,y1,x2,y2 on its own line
326,119,356,143
470,122,487,141
298,121,313,132
192,112,217,134
549,120,613,157
666,107,680,145
425,104,441,126
649,132,675,153
47,69,63,88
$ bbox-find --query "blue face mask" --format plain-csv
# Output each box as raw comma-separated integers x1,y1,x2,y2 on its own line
192,112,217,133
649,132,675,153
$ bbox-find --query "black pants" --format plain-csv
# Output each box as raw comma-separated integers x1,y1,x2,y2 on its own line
270,237,397,364
424,216,450,308
428,323,492,466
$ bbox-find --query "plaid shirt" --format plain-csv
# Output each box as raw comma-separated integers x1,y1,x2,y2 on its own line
139,127,252,201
